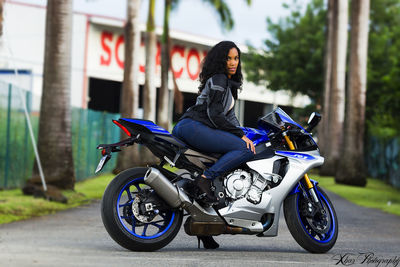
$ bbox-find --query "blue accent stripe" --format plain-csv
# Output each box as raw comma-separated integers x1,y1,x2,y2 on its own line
121,118,171,135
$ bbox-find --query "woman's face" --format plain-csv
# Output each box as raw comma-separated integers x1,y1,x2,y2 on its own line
226,47,239,78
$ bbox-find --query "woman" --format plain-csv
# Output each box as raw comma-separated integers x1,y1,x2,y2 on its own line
172,41,256,249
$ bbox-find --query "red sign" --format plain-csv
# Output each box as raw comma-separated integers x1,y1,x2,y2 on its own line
99,31,208,81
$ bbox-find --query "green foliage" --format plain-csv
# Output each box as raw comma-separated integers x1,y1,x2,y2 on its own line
366,0,400,137
317,176,400,216
202,0,235,30
244,0,400,136
243,0,326,104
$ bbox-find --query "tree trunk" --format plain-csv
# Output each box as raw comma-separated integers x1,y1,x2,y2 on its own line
169,36,184,115
115,0,142,173
319,0,335,158
143,0,157,123
0,0,5,64
320,0,348,176
142,0,157,163
0,0,4,37
157,0,171,131
335,0,370,186
31,0,75,189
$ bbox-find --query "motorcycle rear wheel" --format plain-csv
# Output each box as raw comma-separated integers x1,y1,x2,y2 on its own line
101,167,183,251
283,185,338,253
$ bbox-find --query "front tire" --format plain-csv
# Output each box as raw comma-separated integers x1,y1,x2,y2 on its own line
284,185,338,253
101,167,183,251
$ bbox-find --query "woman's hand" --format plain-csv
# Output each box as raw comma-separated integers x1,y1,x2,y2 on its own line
242,135,256,154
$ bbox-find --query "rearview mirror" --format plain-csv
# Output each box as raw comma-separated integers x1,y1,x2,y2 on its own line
306,112,321,132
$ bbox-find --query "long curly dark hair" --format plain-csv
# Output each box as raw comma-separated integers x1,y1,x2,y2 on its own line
198,41,243,97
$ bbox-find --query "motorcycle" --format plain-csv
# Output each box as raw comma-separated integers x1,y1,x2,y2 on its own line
95,107,338,253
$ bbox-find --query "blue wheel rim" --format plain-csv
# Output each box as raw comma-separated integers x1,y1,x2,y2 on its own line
116,177,175,239
296,188,336,243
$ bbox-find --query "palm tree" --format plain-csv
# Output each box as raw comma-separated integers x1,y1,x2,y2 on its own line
0,0,4,56
157,0,173,131
320,0,348,176
319,0,335,162
335,0,370,186
142,0,158,163
115,0,142,172
31,0,75,189
0,0,4,38
143,0,157,123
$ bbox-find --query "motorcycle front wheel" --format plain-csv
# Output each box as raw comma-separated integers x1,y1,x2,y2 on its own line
101,167,183,252
283,185,338,253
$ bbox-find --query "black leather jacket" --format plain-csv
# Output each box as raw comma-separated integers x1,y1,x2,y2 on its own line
180,74,244,138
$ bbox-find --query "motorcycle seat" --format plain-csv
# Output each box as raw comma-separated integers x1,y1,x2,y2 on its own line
170,136,223,159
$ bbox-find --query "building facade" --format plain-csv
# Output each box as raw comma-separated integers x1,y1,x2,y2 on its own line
0,1,310,127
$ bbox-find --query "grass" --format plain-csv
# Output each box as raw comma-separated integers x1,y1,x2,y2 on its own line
0,174,114,224
315,176,400,216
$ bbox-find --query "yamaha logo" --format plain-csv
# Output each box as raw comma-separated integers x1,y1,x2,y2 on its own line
276,151,314,161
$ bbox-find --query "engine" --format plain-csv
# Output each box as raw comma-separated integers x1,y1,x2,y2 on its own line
224,169,282,204
224,170,252,199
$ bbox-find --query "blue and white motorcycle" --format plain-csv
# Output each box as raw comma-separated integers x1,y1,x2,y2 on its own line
95,107,338,253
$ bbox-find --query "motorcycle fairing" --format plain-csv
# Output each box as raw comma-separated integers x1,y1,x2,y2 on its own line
219,149,324,236
240,127,269,145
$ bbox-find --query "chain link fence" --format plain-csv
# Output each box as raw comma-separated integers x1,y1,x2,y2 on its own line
365,136,400,189
0,81,121,189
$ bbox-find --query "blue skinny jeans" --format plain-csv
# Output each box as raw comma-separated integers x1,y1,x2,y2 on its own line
172,118,254,179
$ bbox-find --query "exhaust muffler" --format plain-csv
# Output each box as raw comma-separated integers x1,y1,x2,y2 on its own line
144,167,223,222
144,167,191,208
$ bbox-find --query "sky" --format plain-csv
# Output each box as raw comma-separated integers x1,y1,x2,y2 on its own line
12,0,310,48
77,0,299,48
76,0,310,48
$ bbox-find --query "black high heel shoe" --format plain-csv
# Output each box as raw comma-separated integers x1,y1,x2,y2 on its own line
197,236,219,249
194,175,218,204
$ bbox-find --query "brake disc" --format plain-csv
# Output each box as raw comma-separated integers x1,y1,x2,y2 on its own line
306,202,331,234
131,196,157,223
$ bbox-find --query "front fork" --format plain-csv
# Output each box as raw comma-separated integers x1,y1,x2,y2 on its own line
283,132,324,211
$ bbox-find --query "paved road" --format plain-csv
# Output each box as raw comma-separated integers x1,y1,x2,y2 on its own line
0,191,399,267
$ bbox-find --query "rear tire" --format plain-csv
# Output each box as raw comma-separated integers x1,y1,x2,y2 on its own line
101,167,183,251
284,185,338,253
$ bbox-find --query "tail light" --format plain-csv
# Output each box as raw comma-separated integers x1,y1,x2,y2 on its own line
112,120,132,137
